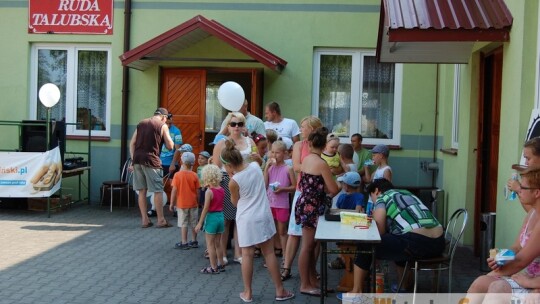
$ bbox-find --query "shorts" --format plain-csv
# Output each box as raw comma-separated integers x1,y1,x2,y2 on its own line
287,191,303,236
502,277,531,301
204,212,225,234
271,207,290,223
133,164,163,193
177,207,198,228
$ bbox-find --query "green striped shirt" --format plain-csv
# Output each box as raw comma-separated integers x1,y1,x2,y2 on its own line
375,189,440,235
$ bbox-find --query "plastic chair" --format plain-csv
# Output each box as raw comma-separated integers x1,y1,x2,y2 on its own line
101,158,133,212
395,208,468,296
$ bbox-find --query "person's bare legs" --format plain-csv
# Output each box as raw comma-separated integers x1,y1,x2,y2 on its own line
215,233,224,266
221,220,232,261
466,274,503,304
138,189,151,225
299,227,318,292
276,220,288,257
282,235,300,276
260,238,293,298
482,279,512,304
233,222,242,260
153,191,167,225
350,264,368,293
206,234,218,269
240,246,255,301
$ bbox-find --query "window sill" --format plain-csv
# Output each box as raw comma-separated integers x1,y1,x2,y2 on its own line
67,135,110,142
440,148,458,156
363,144,402,151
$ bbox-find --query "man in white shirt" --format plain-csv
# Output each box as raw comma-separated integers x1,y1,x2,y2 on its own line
219,99,266,136
263,102,300,142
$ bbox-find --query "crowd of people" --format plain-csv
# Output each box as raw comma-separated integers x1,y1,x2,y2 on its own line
129,104,540,302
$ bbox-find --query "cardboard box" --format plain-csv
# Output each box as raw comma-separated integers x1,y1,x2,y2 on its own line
27,194,72,212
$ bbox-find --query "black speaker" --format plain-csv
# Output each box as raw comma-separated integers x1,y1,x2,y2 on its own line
21,120,66,162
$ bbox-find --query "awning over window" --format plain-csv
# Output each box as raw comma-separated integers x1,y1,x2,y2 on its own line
377,0,513,63
120,15,287,72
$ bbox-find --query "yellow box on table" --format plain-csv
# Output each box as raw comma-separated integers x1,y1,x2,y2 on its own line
340,211,370,227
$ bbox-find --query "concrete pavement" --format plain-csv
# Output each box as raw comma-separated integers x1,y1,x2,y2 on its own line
0,204,483,303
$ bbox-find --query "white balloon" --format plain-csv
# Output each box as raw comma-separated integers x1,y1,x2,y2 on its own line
38,83,61,108
135,190,152,197
150,192,168,206
218,81,245,111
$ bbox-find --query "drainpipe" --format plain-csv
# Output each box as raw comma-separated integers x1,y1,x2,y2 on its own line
120,0,132,168
432,64,440,188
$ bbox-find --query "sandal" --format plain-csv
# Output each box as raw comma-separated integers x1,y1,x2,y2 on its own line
204,249,209,259
274,248,283,257
200,266,219,274
254,247,261,258
280,267,292,281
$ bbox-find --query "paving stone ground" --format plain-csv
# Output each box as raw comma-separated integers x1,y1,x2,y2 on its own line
0,204,484,304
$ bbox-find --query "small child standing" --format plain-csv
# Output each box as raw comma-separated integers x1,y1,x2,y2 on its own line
195,164,225,274
338,144,357,173
336,171,365,212
197,151,211,210
364,144,392,183
322,133,344,176
170,152,200,250
264,140,297,260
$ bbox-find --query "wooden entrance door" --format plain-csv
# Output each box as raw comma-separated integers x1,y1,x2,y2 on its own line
160,69,206,156
474,47,503,254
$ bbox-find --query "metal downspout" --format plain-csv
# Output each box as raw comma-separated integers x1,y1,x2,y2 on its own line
432,64,440,188
120,0,132,168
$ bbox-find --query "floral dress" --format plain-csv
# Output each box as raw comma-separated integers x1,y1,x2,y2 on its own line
295,172,326,228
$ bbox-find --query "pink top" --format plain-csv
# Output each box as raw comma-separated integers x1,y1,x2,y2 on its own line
520,209,540,276
266,164,291,209
296,140,311,189
208,187,224,212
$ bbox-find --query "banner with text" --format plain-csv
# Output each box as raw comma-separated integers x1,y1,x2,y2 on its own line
29,0,113,34
0,147,62,197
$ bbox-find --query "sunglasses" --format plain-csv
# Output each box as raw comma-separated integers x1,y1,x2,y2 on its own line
229,121,245,128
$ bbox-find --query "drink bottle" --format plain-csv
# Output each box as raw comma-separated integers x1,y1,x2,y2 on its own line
504,172,518,200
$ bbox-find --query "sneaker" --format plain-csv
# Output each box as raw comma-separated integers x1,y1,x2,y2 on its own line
328,257,345,269
233,257,242,264
390,283,408,293
222,257,229,266
189,241,199,248
147,210,157,217
217,264,226,272
174,242,190,250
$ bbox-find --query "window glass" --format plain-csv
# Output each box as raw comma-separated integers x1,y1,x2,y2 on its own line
314,49,402,145
205,82,228,132
32,44,111,137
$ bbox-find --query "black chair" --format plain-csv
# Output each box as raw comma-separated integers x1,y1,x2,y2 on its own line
101,158,132,212
395,208,468,297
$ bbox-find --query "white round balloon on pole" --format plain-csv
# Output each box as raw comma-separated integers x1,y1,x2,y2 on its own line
218,81,245,111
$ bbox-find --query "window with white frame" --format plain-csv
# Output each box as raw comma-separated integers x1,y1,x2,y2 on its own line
452,64,461,149
313,49,402,146
30,44,111,137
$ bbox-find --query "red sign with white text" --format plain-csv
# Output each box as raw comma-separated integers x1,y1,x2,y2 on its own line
29,0,113,34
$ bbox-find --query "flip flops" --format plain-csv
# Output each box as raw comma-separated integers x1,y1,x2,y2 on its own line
141,222,153,228
275,290,295,301
300,289,321,297
156,221,172,228
239,292,253,303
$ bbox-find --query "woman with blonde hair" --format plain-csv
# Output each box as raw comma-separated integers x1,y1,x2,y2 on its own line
280,115,323,281
213,112,263,265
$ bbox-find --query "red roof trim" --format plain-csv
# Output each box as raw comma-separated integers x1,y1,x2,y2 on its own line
388,28,511,42
120,15,287,72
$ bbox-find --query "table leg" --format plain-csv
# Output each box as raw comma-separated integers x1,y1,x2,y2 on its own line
371,244,376,293
320,241,327,304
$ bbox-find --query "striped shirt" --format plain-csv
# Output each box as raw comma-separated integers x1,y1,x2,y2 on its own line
374,189,440,235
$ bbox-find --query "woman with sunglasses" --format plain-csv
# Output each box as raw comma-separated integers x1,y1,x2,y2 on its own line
213,112,263,265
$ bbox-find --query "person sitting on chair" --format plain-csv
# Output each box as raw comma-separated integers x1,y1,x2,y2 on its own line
341,178,444,298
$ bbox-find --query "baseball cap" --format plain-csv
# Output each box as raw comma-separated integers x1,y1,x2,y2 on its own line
199,151,211,159
337,171,361,187
154,107,168,116
178,144,193,153
181,152,195,165
210,134,227,145
371,144,389,157
281,137,293,150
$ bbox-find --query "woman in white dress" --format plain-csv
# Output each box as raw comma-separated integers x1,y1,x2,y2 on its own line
221,139,294,303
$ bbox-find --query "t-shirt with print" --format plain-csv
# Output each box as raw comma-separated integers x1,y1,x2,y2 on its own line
171,170,200,209
264,118,300,141
374,189,440,235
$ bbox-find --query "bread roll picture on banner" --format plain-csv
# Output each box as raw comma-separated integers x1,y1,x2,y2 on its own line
53,161,63,184
33,163,57,191
30,165,50,184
